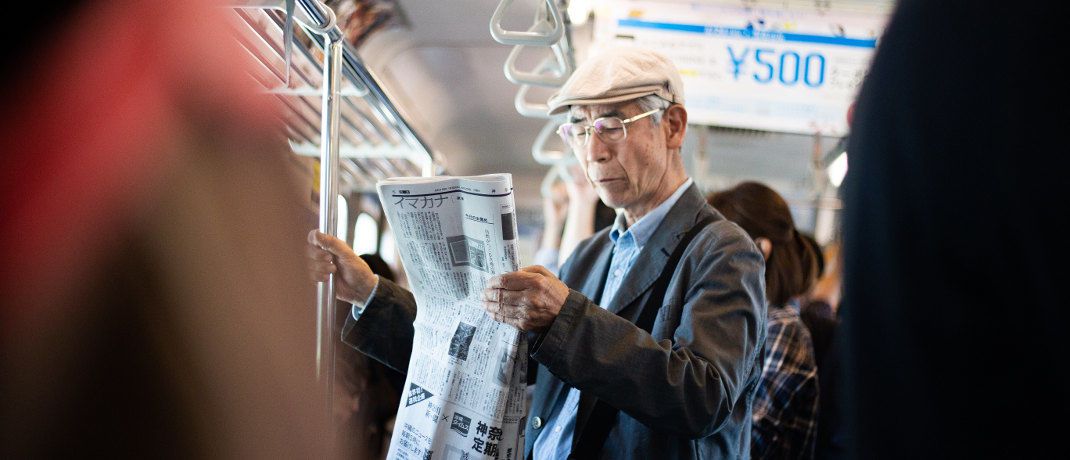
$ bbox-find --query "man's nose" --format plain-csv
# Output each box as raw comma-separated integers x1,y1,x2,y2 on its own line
582,131,612,164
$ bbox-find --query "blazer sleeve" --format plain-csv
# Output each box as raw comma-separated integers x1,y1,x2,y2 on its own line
341,277,418,374
530,225,767,439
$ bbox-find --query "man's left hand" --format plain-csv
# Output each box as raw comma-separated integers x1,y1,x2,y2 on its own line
482,266,570,333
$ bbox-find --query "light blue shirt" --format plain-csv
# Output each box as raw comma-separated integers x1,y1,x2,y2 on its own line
532,179,693,460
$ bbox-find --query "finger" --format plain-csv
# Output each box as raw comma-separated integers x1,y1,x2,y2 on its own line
305,240,329,257
306,244,334,261
309,230,351,257
497,289,527,307
306,251,335,268
309,267,335,282
486,272,540,291
481,288,503,303
484,304,505,323
485,288,530,308
482,287,524,307
482,298,506,314
521,265,555,277
309,261,337,274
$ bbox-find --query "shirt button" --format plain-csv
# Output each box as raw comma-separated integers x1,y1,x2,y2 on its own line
533,417,543,429
614,269,623,277
554,426,562,433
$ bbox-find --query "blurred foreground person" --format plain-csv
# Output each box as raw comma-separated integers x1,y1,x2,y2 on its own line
842,0,1068,457
1,0,326,457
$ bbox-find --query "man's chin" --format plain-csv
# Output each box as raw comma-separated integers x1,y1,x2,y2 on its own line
596,192,628,211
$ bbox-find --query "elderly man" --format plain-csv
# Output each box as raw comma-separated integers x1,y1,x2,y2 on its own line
308,46,766,459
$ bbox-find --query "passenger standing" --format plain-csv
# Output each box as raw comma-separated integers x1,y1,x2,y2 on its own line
841,0,1068,457
709,182,821,459
308,46,768,459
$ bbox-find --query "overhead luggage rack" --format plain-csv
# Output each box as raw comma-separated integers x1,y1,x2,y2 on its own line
227,1,439,427
228,2,437,192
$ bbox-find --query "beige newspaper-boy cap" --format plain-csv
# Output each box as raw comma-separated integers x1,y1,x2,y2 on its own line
546,46,684,115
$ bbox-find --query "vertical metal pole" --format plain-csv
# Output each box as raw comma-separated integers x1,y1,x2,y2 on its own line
317,38,344,420
421,155,435,177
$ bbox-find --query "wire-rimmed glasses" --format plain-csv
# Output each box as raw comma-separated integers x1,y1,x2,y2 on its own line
556,108,661,148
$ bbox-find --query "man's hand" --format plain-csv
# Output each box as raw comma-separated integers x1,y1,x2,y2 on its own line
306,230,377,304
482,266,570,333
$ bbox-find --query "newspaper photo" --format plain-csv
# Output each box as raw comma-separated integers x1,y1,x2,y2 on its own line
377,173,528,460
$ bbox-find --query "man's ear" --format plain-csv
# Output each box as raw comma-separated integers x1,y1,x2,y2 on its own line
663,104,688,150
755,237,773,261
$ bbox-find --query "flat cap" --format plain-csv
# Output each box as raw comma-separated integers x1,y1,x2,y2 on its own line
546,46,684,115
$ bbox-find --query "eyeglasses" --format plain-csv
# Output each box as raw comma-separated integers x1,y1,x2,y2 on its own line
556,108,662,148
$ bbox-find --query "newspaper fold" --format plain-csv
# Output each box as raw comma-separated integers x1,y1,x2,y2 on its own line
377,174,527,460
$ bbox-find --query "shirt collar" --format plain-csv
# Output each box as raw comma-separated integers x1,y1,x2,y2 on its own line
609,178,694,246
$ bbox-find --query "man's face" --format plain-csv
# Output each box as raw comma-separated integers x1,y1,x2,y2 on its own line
568,101,671,213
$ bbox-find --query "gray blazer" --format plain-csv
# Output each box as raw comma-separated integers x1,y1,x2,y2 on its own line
343,183,767,459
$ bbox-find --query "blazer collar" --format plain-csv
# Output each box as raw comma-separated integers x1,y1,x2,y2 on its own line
609,178,694,248
604,182,712,314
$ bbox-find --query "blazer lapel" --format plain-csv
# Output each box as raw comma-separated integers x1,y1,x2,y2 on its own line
561,231,615,302
586,244,614,303
606,184,707,316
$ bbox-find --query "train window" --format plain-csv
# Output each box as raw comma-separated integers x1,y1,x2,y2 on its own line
337,195,349,244
354,212,378,255
380,227,396,267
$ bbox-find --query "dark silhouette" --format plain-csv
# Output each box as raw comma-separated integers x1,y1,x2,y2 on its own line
841,0,1068,457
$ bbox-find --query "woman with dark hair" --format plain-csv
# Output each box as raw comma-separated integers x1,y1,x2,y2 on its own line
708,182,820,459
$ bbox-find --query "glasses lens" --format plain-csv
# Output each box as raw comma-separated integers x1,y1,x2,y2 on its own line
594,117,626,143
559,123,587,146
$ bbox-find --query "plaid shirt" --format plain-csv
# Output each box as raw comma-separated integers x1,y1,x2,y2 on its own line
752,303,820,459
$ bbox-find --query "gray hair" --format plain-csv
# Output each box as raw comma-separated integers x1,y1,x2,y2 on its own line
634,94,671,124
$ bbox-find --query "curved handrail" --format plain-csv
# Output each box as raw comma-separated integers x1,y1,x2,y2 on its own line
531,116,570,165
490,0,564,46
514,82,550,118
504,41,571,87
513,56,559,117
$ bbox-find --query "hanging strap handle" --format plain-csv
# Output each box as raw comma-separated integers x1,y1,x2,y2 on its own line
490,0,564,46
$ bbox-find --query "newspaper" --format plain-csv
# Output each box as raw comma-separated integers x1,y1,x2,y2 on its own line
377,173,527,460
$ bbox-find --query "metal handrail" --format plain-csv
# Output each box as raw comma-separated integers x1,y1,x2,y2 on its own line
514,82,550,118
316,37,343,416
491,0,577,165
513,56,560,117
531,116,570,165
490,0,564,46
504,41,571,87
296,1,436,163
232,6,417,151
227,0,440,441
